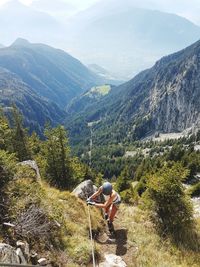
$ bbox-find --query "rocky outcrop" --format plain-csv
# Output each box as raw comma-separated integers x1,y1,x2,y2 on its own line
72,180,98,200
18,160,41,182
0,242,48,266
126,41,200,137
0,243,20,264
16,240,29,263
99,254,127,267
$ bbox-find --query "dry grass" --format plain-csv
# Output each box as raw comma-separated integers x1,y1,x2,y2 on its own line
119,204,200,267
4,165,104,266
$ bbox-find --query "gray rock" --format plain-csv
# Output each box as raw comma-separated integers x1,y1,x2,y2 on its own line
99,254,127,267
16,248,27,264
72,180,98,200
19,160,41,182
16,240,29,262
0,243,20,264
38,257,48,266
30,252,38,265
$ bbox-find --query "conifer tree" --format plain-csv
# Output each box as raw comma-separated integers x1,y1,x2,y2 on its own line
0,108,12,151
115,165,132,192
143,163,193,243
11,106,30,161
44,125,71,189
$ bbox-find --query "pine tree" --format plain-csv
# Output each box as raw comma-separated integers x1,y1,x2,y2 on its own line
11,106,31,161
143,163,193,244
44,125,72,189
0,108,12,151
115,165,131,192
28,132,41,156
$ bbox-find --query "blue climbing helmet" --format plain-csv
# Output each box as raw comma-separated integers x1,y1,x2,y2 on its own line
102,182,113,195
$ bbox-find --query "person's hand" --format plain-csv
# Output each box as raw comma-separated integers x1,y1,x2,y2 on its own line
87,201,95,206
86,199,95,206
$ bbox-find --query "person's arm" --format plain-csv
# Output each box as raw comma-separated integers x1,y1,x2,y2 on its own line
94,193,115,209
89,186,102,200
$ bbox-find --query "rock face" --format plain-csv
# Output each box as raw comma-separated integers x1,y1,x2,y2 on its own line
99,254,127,267
0,243,20,264
72,180,97,200
67,39,200,144
116,40,200,136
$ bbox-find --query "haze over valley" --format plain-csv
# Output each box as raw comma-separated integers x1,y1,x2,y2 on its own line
1,0,200,79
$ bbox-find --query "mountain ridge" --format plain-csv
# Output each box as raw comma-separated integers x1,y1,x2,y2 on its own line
66,39,200,146
66,4,200,79
0,38,106,108
0,66,65,133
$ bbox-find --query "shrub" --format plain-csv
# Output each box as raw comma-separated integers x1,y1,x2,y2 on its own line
142,163,198,247
0,150,16,188
188,182,200,197
120,189,134,203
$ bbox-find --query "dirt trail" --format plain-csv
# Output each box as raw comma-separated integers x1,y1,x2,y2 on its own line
90,209,138,266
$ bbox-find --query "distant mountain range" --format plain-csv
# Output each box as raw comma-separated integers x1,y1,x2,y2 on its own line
0,39,112,133
66,1,200,79
0,38,108,108
88,64,123,85
66,39,200,146
1,0,200,79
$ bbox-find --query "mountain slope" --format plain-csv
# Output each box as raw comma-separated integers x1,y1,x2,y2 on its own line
88,64,123,85
0,39,105,108
66,39,200,146
66,85,114,115
66,1,200,79
0,67,65,133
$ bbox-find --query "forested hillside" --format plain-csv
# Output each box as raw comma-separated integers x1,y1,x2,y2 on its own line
66,39,200,149
0,109,200,266
0,67,65,134
0,38,105,108
0,39,117,134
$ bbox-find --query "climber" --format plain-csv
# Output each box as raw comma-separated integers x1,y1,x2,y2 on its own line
87,182,121,233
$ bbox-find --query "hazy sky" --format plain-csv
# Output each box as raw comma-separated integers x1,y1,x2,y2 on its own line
0,0,101,10
0,0,200,25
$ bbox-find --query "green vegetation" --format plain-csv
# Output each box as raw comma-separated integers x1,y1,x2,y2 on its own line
120,205,200,267
85,85,111,97
0,108,104,266
142,163,197,246
1,107,200,266
3,166,103,266
188,182,200,197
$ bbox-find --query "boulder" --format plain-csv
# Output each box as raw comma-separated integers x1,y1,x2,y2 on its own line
0,243,20,263
16,248,27,264
99,254,127,267
72,180,98,200
16,240,30,262
38,257,48,266
19,160,41,182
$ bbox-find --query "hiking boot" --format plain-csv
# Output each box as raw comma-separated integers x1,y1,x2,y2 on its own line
107,221,115,235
